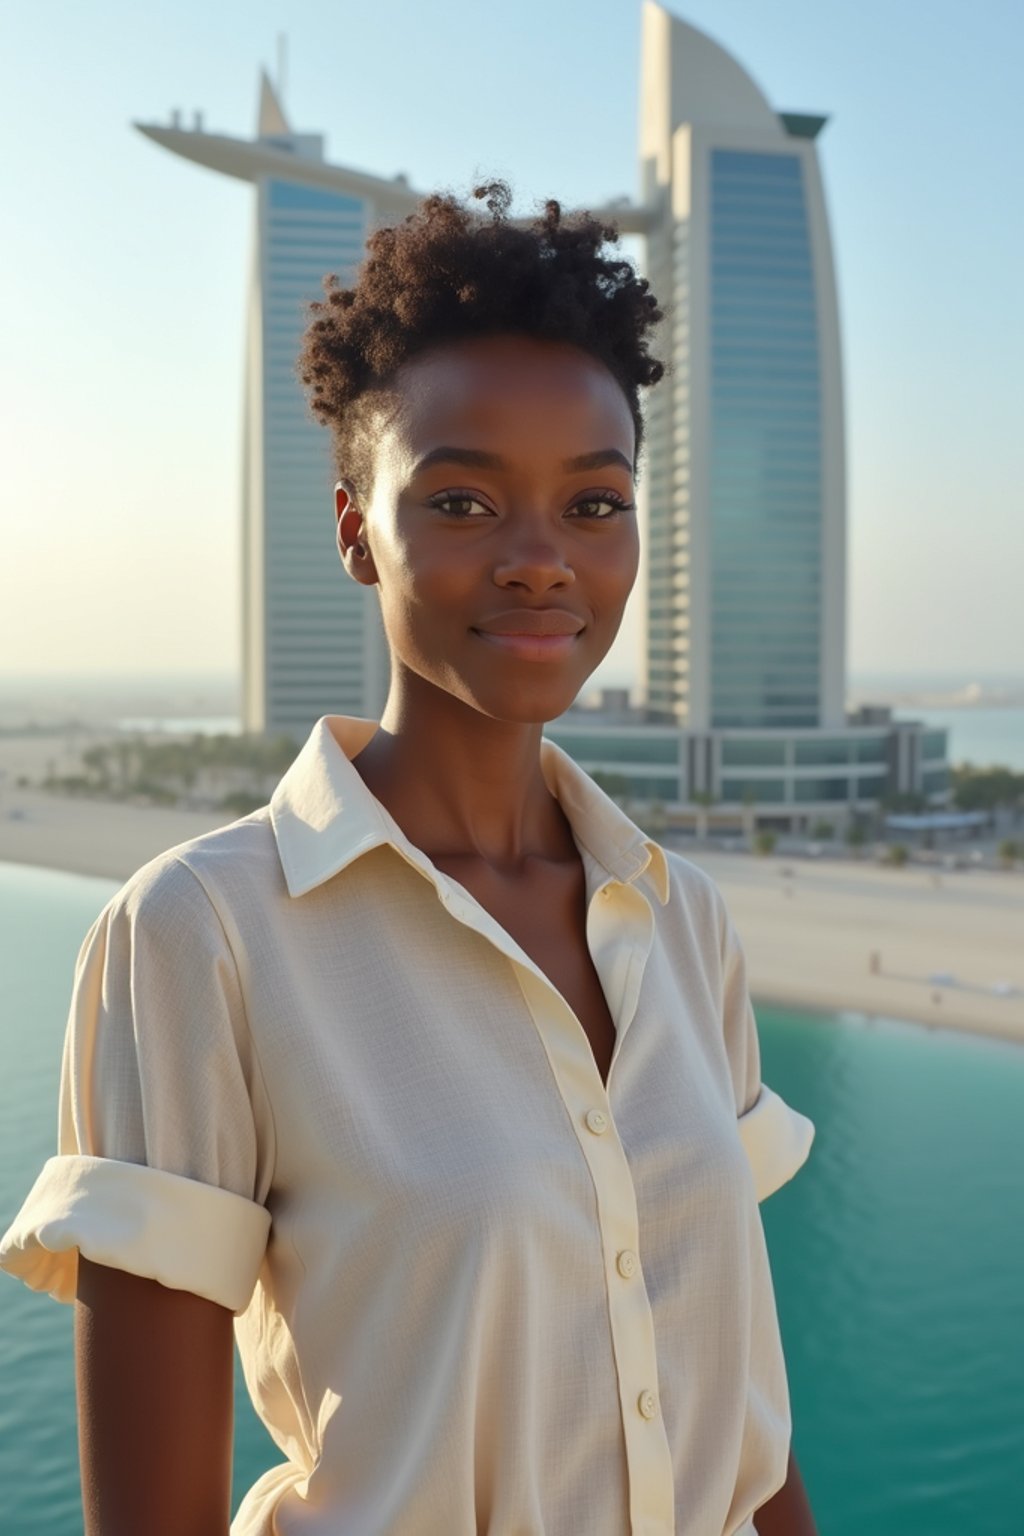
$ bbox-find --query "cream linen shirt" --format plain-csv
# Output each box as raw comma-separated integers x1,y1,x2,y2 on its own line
0,714,815,1536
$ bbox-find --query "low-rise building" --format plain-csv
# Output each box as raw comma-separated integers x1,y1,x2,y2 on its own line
545,692,949,835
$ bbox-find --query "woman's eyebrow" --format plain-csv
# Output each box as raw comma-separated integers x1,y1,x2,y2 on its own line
412,446,634,475
564,448,634,474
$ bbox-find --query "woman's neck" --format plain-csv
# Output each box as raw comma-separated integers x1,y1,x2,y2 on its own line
348,672,575,872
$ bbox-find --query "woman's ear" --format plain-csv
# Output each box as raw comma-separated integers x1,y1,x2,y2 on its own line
335,480,379,586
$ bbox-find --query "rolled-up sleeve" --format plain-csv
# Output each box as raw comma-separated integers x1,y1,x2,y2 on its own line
737,1083,815,1203
0,856,274,1313
718,893,816,1202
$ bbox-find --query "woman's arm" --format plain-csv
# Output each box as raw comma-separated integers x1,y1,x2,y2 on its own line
75,1255,236,1536
754,1446,818,1535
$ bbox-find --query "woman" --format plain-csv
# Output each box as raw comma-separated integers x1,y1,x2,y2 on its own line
0,181,817,1535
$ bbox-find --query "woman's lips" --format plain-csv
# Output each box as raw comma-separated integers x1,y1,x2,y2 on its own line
471,630,581,660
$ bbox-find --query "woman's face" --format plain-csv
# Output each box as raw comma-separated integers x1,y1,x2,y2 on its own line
334,333,639,724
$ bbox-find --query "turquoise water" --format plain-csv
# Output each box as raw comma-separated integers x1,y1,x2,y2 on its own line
1,861,1022,1535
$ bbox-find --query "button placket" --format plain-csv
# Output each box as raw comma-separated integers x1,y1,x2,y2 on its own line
572,1090,672,1525
510,965,675,1535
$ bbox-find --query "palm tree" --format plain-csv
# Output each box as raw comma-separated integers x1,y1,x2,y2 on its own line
590,771,631,804
81,744,112,792
112,739,135,797
644,798,667,837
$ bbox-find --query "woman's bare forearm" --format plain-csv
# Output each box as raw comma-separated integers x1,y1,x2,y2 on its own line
76,1255,235,1536
755,1447,818,1536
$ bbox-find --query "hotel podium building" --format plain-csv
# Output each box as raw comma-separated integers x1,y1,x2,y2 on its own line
137,3,949,833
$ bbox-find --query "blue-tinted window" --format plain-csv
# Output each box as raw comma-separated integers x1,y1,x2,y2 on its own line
709,148,823,730
852,738,887,762
720,738,787,767
720,776,788,802
544,732,679,765
793,777,852,803
259,177,370,677
794,739,853,766
267,180,364,215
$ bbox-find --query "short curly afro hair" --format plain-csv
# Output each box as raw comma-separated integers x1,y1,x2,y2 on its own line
295,179,667,502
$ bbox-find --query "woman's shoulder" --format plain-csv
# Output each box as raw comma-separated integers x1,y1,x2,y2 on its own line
659,846,727,931
102,805,283,932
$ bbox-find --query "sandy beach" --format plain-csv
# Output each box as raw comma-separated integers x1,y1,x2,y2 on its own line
690,848,1023,1046
1,777,1021,1049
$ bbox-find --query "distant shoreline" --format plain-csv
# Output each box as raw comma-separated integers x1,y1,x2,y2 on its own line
2,691,1024,732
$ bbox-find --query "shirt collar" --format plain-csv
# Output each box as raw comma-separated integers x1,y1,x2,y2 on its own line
269,715,670,907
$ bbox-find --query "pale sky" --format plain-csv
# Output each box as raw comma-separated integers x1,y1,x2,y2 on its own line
1,0,1021,685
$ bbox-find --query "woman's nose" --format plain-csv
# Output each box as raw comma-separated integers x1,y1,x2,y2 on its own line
492,530,576,592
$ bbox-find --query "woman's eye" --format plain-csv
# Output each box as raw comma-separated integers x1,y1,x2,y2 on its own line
429,493,493,518
571,496,634,519
427,492,634,519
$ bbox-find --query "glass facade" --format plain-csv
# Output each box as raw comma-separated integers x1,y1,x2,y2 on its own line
545,731,680,765
259,178,371,737
852,736,888,763
794,737,852,766
708,149,823,730
793,777,851,803
618,776,680,802
538,723,944,818
720,776,787,802
720,738,787,767
642,233,684,721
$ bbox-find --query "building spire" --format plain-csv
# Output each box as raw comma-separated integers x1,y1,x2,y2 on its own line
258,66,290,137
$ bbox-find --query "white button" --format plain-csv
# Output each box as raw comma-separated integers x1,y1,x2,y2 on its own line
584,1108,609,1135
638,1389,657,1420
616,1249,638,1279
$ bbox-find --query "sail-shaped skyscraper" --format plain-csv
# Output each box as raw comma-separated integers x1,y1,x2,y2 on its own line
137,77,413,738
636,2,845,734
